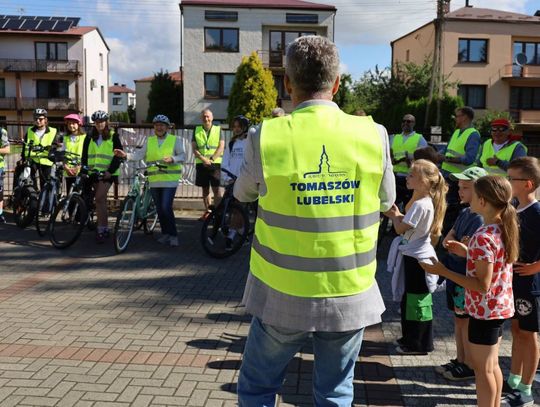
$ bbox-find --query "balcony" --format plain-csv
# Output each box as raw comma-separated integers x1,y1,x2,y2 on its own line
19,98,78,110
257,50,285,69
502,64,540,80
0,59,79,73
0,97,17,109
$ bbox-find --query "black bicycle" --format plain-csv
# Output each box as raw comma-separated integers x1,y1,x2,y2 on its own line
10,140,44,228
48,166,102,249
200,168,254,258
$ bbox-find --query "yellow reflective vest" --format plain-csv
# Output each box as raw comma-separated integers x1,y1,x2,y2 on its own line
442,127,477,174
87,131,119,175
392,132,422,174
145,134,182,186
194,125,222,164
63,134,86,176
251,105,384,298
479,139,527,176
26,126,58,166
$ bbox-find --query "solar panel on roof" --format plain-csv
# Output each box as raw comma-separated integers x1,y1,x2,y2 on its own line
4,19,22,30
0,18,8,29
52,20,72,32
21,19,40,30
37,20,56,31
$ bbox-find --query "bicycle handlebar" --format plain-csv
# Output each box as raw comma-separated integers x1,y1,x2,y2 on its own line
221,168,237,181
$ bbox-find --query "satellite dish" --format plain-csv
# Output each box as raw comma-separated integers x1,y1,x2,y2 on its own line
515,53,527,66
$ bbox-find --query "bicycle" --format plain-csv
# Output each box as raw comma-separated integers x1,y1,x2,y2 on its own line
48,162,97,249
200,168,254,258
10,139,45,228
113,162,159,254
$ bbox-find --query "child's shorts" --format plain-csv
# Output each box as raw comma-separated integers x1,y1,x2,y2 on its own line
513,275,540,333
468,317,505,346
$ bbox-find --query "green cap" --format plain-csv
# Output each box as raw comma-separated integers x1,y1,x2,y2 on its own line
450,166,488,181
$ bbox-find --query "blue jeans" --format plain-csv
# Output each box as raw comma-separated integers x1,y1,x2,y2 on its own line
238,317,364,407
150,187,177,237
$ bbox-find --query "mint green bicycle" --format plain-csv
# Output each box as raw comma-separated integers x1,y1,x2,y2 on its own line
113,163,160,253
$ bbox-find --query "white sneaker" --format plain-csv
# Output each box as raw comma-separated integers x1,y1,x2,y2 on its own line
157,234,170,244
169,236,179,247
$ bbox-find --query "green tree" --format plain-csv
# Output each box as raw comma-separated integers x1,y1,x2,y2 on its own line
109,111,129,123
227,52,277,124
146,70,182,125
333,73,357,113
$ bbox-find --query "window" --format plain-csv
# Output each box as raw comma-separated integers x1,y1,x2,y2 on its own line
286,13,318,24
269,31,317,66
458,39,488,63
0,79,5,98
514,42,540,65
273,75,290,100
112,97,123,106
204,73,235,98
205,10,238,21
99,53,104,71
129,97,136,105
457,85,486,109
101,86,105,103
510,87,540,110
406,49,410,62
204,28,239,52
36,80,68,98
35,42,68,61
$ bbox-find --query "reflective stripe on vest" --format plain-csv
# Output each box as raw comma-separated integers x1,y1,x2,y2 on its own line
194,125,222,164
392,133,422,174
88,132,118,175
251,105,384,298
479,140,527,176
441,127,477,174
26,127,57,166
64,134,86,176
145,134,182,185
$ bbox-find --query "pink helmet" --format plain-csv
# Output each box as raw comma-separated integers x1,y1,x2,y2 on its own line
64,113,82,125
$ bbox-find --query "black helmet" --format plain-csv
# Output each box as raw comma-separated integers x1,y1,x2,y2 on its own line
233,115,250,133
91,110,109,122
33,108,48,118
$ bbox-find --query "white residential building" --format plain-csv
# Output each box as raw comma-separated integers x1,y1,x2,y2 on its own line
0,15,109,123
109,83,136,114
179,0,336,126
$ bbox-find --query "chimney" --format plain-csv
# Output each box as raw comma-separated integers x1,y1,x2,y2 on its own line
114,82,118,86
535,10,540,17
121,84,126,87
465,0,472,8
443,0,451,14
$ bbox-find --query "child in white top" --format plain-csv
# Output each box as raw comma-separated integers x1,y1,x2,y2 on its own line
222,115,249,183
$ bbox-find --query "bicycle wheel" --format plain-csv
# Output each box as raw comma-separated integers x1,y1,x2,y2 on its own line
201,202,249,258
13,186,38,228
49,195,88,249
143,198,158,235
113,196,137,254
36,189,55,236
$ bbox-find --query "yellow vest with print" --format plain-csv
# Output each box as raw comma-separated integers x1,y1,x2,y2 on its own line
26,126,58,166
392,132,422,174
145,134,182,185
441,127,477,174
0,128,7,169
194,125,222,164
479,139,527,176
64,134,86,176
88,131,119,176
251,105,384,298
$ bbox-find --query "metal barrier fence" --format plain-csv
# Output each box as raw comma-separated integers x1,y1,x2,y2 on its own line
2,123,232,200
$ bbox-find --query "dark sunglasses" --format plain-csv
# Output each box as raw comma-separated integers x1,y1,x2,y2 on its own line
35,117,46,121
507,176,530,182
491,126,508,132
402,120,413,123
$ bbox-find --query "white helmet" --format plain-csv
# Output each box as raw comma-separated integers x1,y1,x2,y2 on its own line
91,110,109,122
152,114,171,126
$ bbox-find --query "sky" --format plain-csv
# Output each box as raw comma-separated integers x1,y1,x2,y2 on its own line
1,0,538,87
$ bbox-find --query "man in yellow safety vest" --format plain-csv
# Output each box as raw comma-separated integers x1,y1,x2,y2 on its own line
234,35,396,406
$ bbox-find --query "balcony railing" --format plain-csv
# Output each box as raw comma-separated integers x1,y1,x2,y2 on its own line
19,98,78,110
257,50,286,68
0,59,79,73
0,97,17,109
502,64,540,79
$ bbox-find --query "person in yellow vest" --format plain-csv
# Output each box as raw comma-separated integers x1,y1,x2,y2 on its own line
439,106,482,205
20,108,60,190
61,113,86,194
390,114,428,206
478,118,527,176
191,109,224,221
234,35,396,405
81,110,123,244
0,126,9,223
114,115,185,247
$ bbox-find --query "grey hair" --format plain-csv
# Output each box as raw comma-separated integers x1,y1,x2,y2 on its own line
285,35,340,95
271,107,285,117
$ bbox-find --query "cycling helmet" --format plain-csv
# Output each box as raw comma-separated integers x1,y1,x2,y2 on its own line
91,110,109,122
64,113,82,125
233,115,250,133
33,108,48,118
152,114,171,126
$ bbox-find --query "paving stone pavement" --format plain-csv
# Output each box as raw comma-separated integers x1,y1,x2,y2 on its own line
0,214,538,406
